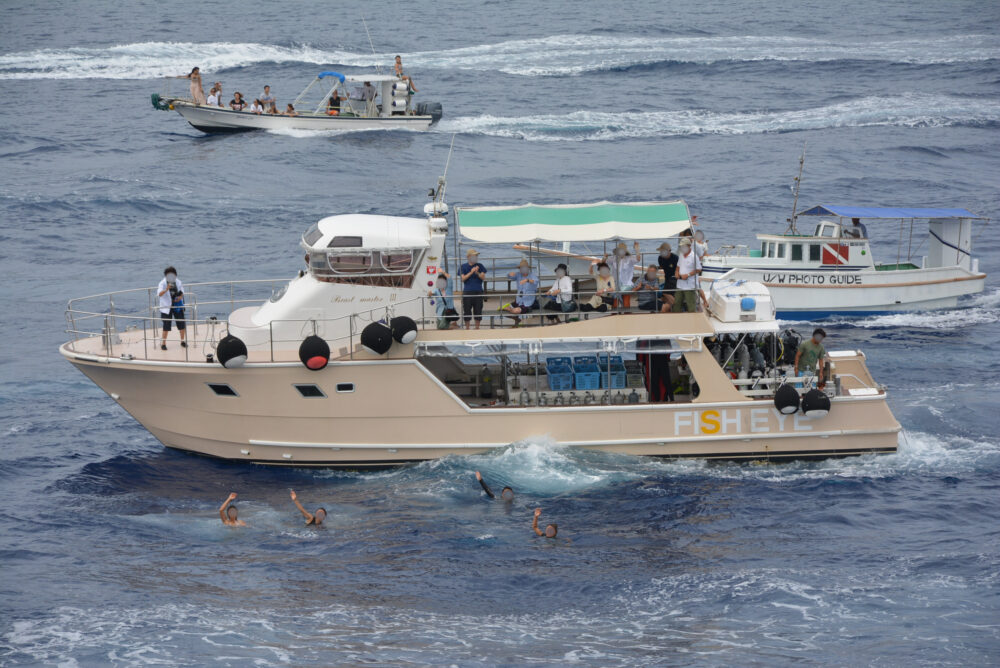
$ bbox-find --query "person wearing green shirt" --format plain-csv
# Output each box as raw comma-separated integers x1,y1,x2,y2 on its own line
795,328,828,387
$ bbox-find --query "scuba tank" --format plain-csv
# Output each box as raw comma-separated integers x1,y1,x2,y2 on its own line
627,389,640,404
481,364,493,398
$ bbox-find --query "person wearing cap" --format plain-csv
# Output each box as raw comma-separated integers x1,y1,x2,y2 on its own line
460,249,487,329
672,237,701,313
795,328,828,388
656,242,678,312
602,240,639,307
500,259,539,324
543,262,576,323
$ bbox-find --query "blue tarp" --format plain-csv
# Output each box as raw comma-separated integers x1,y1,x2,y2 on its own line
798,205,982,219
317,71,346,82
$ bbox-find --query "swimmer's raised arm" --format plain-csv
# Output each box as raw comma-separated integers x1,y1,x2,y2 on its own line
219,492,237,525
475,471,495,499
533,508,544,536
289,489,314,523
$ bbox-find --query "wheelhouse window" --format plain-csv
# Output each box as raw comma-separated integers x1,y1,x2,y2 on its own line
766,242,776,258
303,224,323,246
328,252,373,274
791,244,803,261
207,383,238,397
294,384,326,398
328,235,363,248
777,243,786,259
809,244,821,261
380,250,415,273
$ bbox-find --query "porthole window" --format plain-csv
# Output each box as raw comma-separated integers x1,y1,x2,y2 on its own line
336,383,355,393
208,383,238,397
294,384,326,398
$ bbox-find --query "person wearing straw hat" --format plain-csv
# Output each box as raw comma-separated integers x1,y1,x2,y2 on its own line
672,237,701,313
460,248,487,329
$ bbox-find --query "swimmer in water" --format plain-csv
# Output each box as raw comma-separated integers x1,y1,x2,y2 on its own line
476,471,513,501
290,490,327,526
533,507,557,538
219,492,246,527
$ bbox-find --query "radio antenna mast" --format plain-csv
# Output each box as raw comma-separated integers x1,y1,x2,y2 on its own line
361,14,382,75
785,142,806,235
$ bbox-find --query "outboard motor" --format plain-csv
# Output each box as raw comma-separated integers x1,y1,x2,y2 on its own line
415,101,443,124
360,322,393,355
773,383,800,415
801,389,832,418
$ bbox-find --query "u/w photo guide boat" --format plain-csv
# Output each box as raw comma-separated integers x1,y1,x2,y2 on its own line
702,205,987,318
61,191,901,466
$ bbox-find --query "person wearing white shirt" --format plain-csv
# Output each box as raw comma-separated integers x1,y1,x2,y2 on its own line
157,266,187,350
206,88,220,107
672,239,701,313
543,263,576,323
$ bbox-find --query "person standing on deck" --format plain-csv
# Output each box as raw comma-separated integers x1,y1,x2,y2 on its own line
460,249,487,330
157,266,186,351
178,67,206,105
672,238,701,313
794,328,828,388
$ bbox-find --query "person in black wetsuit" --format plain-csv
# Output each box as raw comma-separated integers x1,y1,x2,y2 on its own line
475,471,513,501
656,242,678,312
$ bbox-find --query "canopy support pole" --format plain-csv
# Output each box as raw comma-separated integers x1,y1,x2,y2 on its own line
897,219,903,266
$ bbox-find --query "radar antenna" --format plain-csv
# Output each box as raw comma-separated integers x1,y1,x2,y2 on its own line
785,142,806,235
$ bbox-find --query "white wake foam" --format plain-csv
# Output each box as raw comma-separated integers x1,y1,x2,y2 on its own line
435,94,1000,141
2,34,998,79
826,288,1000,330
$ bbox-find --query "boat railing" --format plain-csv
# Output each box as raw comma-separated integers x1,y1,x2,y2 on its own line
64,282,701,363
710,244,754,259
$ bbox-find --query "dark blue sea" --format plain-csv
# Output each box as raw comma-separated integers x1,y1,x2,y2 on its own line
2,0,999,664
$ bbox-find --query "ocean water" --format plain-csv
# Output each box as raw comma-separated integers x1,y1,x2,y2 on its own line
2,0,999,664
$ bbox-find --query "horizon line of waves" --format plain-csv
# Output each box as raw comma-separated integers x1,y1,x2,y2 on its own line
2,34,999,79
434,94,1000,141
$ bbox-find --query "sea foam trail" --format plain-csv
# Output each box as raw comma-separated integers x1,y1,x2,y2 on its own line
2,34,998,79
434,94,1000,141
821,288,1000,330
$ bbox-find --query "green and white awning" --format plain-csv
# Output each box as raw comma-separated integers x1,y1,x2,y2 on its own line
455,200,691,243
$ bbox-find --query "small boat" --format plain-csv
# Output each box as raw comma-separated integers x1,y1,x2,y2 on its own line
702,205,988,318
152,71,443,133
61,181,901,467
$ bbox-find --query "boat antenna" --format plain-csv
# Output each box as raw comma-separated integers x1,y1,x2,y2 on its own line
360,14,382,75
785,142,806,235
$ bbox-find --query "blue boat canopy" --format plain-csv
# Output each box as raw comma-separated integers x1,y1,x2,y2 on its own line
797,205,983,219
317,71,346,82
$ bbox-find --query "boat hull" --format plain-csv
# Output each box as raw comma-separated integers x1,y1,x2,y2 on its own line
171,102,434,133
64,351,900,467
701,265,985,318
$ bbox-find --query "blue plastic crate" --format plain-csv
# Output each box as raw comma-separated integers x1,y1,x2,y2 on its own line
546,370,574,391
573,355,598,366
604,370,627,389
574,362,601,390
546,356,572,369
597,354,624,366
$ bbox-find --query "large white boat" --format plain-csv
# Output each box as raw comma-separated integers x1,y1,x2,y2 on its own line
702,205,988,319
153,72,442,133
61,190,900,467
